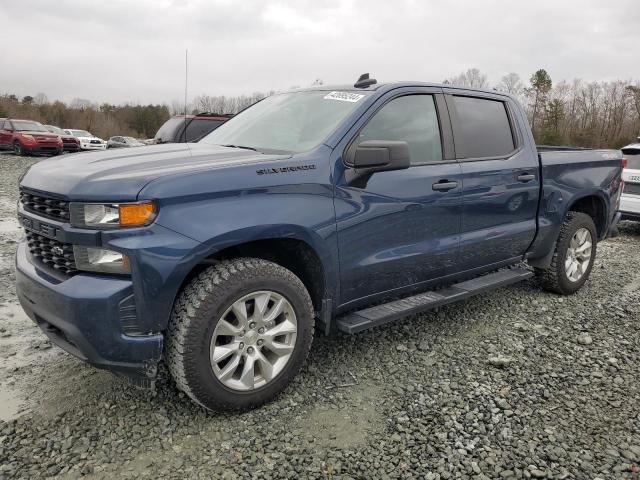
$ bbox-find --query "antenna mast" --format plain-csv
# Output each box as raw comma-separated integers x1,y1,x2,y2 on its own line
184,49,188,143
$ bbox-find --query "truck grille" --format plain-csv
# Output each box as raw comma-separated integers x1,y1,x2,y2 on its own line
25,230,77,275
623,182,640,195
20,190,70,222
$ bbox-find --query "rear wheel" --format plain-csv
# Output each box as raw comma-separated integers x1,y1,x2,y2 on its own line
166,258,314,411
535,211,597,295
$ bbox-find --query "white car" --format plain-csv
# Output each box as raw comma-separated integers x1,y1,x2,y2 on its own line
621,139,640,222
64,129,107,151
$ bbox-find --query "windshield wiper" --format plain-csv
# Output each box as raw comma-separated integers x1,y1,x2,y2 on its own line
221,144,258,152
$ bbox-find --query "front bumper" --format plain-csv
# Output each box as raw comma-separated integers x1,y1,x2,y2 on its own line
15,241,163,382
80,143,107,150
62,142,80,152
25,144,63,155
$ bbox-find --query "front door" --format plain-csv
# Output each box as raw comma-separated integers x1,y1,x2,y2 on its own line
334,92,463,306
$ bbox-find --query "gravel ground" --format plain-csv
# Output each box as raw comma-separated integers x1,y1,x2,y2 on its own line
1,151,639,479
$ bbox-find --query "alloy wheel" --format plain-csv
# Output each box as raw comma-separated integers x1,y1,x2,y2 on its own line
209,290,297,391
564,227,592,282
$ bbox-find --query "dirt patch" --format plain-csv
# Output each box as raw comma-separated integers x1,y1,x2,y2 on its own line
294,382,384,449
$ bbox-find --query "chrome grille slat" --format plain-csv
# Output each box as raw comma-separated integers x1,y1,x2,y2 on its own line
19,190,70,222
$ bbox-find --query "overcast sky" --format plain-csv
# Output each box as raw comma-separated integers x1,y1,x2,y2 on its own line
1,0,638,105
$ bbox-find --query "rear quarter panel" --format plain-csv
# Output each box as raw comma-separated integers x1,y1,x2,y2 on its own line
528,150,623,260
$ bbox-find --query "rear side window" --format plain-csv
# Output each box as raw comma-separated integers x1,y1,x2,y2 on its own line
451,96,515,159
357,95,442,165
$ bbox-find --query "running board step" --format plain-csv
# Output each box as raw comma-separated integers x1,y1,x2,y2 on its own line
336,268,533,334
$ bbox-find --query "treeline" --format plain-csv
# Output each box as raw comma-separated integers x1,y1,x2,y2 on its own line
0,95,170,139
0,92,270,140
2,70,639,146
445,68,640,148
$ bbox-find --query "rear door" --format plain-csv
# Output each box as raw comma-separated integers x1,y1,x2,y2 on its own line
444,91,540,270
334,89,463,306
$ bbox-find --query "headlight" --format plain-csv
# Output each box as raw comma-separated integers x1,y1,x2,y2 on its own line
70,201,156,228
73,246,130,274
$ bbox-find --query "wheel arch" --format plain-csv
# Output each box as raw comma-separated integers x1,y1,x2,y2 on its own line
167,227,336,330
566,193,608,240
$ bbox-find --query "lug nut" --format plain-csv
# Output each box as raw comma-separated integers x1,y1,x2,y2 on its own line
249,322,256,329
257,339,264,346
247,347,254,354
258,327,265,334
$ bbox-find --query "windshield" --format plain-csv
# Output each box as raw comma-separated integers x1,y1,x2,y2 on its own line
201,91,370,153
45,125,65,134
12,121,48,132
69,130,93,137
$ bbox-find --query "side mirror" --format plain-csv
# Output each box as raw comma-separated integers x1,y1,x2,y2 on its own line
345,140,410,187
351,140,410,171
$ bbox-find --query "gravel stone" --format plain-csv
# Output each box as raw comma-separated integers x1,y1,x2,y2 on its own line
576,333,593,345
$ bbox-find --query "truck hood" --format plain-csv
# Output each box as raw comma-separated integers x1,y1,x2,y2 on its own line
20,143,290,201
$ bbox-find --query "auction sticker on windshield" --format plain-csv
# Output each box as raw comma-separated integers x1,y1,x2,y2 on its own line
324,91,365,102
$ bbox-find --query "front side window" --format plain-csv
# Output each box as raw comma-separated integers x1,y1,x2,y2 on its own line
356,95,443,165
451,96,515,159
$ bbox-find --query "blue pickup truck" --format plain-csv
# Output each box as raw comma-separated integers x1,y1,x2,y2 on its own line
15,75,624,410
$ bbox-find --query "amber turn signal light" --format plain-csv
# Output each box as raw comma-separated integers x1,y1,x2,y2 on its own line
119,202,156,226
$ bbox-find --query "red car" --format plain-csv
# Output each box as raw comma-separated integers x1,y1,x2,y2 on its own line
44,125,81,152
0,118,63,156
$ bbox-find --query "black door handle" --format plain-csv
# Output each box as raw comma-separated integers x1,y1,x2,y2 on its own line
517,173,535,182
432,180,458,192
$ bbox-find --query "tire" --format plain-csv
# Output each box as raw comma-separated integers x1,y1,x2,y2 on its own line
535,211,597,295
166,258,314,411
13,141,25,156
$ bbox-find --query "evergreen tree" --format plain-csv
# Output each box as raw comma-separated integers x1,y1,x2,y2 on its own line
527,69,552,140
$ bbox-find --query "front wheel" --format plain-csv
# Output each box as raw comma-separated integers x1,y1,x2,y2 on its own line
13,141,25,156
535,211,597,295
166,258,314,411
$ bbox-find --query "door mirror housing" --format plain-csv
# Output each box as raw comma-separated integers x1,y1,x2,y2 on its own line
345,140,410,187
350,140,411,171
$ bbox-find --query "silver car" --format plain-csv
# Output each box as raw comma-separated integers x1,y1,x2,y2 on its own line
107,136,146,149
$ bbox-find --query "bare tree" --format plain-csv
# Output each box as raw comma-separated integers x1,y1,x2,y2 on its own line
444,68,489,89
496,73,524,95
33,92,48,105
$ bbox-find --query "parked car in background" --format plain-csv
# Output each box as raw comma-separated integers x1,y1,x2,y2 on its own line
44,125,80,152
0,119,63,156
620,138,640,221
153,113,232,144
107,136,146,148
64,129,107,151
